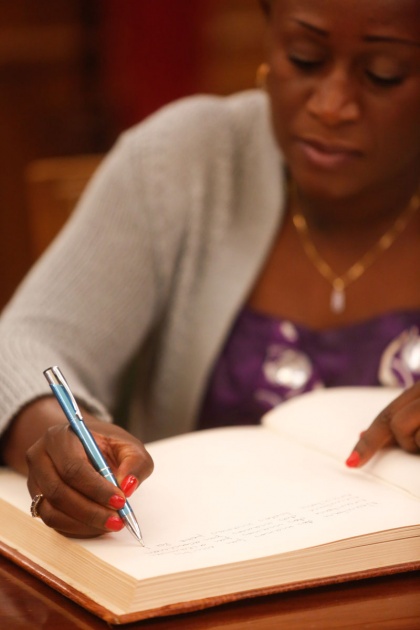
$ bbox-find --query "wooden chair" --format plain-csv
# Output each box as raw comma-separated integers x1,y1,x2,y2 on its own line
25,154,103,261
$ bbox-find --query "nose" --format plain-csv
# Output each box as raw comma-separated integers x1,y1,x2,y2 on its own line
307,68,360,126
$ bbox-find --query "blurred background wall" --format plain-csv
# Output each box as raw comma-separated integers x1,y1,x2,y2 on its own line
0,0,265,309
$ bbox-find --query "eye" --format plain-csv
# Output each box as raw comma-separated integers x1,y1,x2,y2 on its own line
366,70,404,87
288,55,323,71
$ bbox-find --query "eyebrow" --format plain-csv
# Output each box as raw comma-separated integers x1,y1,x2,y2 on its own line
292,18,420,48
364,35,420,48
292,19,328,37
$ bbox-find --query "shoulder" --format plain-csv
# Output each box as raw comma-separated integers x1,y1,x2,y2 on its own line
88,89,282,236
129,89,269,136
116,90,273,164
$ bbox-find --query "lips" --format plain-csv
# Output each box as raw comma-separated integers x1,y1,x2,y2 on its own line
296,137,363,169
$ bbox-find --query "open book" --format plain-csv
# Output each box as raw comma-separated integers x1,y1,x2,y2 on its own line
0,387,419,623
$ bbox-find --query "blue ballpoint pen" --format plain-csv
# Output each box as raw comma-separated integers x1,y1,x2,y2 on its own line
44,365,144,545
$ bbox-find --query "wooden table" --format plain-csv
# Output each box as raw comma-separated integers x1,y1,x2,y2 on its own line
0,555,419,629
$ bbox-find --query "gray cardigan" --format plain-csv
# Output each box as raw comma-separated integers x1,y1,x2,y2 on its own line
0,90,286,442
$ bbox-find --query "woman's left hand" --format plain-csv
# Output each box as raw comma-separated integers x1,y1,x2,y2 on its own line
346,383,420,467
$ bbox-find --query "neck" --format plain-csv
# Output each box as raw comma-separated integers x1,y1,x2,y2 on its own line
290,176,420,315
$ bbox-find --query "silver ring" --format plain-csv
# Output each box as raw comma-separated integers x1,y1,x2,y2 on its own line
30,493,45,518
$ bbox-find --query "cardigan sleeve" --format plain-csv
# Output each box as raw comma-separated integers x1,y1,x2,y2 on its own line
0,90,279,439
0,90,246,434
0,127,164,433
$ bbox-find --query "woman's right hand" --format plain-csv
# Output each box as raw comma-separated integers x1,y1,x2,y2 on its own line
0,397,153,538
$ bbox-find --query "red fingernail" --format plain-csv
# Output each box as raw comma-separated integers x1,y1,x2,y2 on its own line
105,516,124,532
121,475,138,497
346,451,361,468
109,495,126,510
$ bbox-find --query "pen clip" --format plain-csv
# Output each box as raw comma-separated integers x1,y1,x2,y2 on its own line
44,366,83,420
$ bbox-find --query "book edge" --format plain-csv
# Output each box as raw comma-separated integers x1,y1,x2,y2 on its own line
1,538,419,624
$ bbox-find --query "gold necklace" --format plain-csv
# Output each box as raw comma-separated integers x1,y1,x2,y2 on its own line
292,190,420,314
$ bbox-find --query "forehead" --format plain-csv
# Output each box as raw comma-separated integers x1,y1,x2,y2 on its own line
271,0,420,39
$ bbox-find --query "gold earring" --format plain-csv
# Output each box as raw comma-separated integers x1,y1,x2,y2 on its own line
256,63,270,90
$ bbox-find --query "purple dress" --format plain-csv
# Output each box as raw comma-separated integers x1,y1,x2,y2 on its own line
197,307,420,429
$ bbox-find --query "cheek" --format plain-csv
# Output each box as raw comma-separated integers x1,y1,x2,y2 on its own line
267,72,306,149
267,49,314,148
370,93,420,165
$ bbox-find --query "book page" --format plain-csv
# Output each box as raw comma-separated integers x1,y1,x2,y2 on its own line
0,422,419,584
262,387,420,499
83,425,418,579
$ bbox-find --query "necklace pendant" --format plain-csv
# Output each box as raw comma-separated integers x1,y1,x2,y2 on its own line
330,287,345,313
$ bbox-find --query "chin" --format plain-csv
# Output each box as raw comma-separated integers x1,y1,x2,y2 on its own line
288,167,363,201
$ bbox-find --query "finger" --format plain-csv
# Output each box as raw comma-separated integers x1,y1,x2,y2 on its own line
74,417,154,495
346,401,397,467
42,425,127,506
27,435,127,536
346,392,420,467
27,457,126,537
90,430,154,496
387,400,420,453
28,488,125,538
115,445,154,486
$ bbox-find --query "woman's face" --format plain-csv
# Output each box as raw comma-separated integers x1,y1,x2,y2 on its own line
265,0,420,199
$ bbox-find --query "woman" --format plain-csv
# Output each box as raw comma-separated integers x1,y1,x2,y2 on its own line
0,0,419,538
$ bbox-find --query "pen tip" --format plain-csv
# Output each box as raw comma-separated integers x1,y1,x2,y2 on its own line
123,511,144,545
